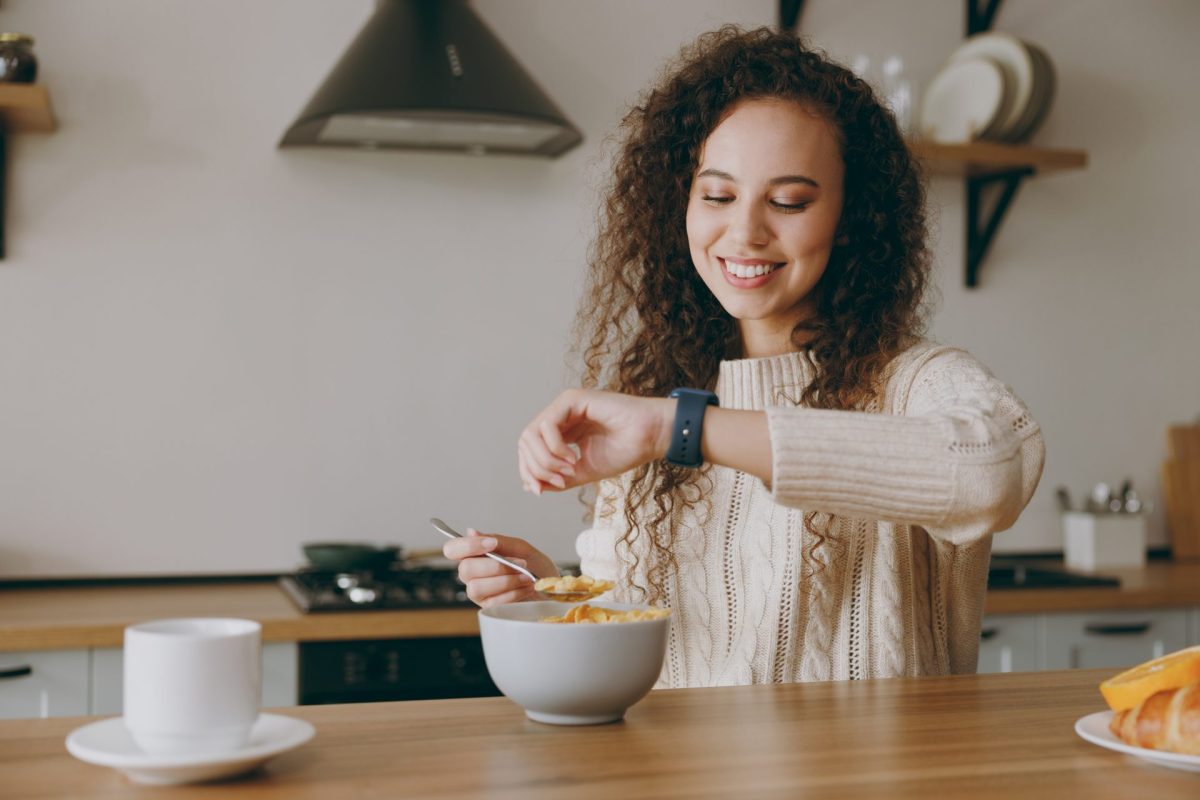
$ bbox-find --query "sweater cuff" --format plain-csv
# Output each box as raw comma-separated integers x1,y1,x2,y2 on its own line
765,406,956,523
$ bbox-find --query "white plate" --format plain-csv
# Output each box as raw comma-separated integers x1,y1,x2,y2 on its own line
1075,710,1200,773
949,32,1035,141
65,713,315,785
919,57,1006,143
1010,42,1056,142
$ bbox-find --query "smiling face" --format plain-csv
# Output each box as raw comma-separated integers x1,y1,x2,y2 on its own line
685,98,845,357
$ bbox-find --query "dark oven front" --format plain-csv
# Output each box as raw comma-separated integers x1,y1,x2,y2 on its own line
299,636,500,705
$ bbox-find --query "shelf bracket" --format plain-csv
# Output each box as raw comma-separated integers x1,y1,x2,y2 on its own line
778,0,805,32
965,167,1033,287
967,0,1003,36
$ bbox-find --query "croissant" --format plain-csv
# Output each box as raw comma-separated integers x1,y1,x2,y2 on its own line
1110,681,1200,755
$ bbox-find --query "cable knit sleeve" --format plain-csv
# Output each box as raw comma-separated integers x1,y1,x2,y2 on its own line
764,348,1045,546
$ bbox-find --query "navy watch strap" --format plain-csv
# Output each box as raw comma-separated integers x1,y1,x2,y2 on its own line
666,388,719,468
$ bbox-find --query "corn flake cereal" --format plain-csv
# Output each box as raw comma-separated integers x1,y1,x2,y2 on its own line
540,603,670,624
533,574,615,596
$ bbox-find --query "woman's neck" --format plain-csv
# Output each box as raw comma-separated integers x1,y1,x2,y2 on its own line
736,305,815,358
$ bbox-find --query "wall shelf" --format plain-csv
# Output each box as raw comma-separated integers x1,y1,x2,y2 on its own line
0,84,56,133
908,139,1088,287
910,140,1088,288
908,140,1087,177
0,84,57,259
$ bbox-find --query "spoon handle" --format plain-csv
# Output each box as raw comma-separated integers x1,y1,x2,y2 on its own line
429,518,539,582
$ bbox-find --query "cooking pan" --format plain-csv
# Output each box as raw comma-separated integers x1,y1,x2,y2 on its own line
302,542,403,572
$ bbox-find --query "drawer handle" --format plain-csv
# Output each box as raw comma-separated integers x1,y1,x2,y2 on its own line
979,628,998,640
0,665,33,680
1084,622,1151,636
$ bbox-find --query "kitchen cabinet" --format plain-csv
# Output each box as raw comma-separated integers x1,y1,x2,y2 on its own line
0,649,89,718
977,614,1041,673
980,606,1198,674
1042,608,1190,670
91,643,298,716
0,644,297,720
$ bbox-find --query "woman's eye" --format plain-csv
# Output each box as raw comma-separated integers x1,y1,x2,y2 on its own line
771,200,810,212
702,195,733,205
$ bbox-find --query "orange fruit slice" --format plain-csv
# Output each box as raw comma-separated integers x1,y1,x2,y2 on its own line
1099,645,1200,711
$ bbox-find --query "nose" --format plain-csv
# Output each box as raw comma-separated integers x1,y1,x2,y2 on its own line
728,200,771,248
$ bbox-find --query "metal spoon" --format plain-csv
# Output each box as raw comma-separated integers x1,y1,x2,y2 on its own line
429,518,604,602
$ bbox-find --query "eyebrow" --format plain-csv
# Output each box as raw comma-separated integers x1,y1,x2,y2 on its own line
696,168,820,189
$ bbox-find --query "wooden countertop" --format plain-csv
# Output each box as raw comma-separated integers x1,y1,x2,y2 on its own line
0,582,480,651
3,559,1200,652
2,668,1193,798
983,559,1200,614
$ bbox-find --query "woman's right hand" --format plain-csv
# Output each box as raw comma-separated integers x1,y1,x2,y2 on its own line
441,528,559,608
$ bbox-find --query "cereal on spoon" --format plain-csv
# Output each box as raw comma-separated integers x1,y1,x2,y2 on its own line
533,574,614,598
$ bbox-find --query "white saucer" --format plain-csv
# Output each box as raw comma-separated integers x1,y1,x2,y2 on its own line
65,713,315,785
1075,710,1200,773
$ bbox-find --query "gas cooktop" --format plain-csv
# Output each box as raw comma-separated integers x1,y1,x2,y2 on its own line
279,566,472,612
986,559,1120,590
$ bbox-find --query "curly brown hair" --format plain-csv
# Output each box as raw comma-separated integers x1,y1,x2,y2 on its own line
573,25,932,604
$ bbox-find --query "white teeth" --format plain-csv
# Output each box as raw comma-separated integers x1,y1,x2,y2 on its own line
724,260,777,279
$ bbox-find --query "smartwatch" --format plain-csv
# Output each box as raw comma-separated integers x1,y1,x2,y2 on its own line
665,388,719,468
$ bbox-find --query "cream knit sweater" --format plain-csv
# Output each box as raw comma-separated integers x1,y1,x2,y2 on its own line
577,342,1045,687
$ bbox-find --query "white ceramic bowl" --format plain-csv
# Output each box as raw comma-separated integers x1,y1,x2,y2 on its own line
478,601,670,725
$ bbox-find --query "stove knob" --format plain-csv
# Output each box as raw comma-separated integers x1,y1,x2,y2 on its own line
413,585,434,604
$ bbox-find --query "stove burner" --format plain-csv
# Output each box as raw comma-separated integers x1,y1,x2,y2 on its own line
279,566,472,612
346,585,379,605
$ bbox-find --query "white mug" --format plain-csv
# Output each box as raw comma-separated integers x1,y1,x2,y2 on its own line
123,618,261,756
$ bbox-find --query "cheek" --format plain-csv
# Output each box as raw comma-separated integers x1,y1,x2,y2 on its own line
685,200,718,252
782,215,839,257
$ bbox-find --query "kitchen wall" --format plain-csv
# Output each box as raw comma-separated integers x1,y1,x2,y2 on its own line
0,0,1195,577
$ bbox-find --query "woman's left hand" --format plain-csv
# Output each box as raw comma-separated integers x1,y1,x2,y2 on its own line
518,389,673,493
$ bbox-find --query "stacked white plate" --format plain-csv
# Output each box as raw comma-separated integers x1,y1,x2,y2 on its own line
919,32,1056,144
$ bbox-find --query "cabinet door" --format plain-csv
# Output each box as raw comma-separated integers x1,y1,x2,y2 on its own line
261,642,298,708
1043,609,1189,670
977,615,1041,673
0,650,90,719
91,642,298,715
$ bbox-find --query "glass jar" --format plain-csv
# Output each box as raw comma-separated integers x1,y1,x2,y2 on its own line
0,33,38,83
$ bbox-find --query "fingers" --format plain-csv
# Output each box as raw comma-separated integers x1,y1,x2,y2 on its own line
519,438,567,491
442,529,549,608
465,573,537,607
441,529,499,561
540,418,579,467
518,406,582,494
456,553,529,582
515,441,542,495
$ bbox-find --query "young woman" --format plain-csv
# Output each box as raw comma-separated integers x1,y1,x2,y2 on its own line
443,26,1044,687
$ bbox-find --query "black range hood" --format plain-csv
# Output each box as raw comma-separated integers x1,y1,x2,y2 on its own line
279,0,582,158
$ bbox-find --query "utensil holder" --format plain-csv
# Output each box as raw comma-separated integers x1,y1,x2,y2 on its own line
1062,511,1147,571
